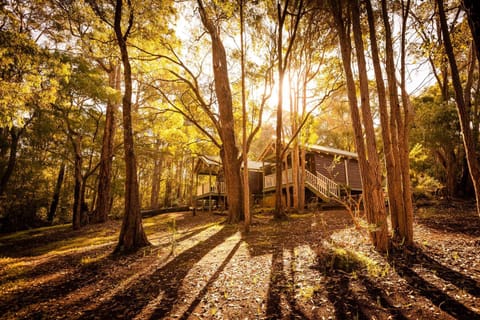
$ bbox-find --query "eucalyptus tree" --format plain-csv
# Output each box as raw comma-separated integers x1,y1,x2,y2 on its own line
437,0,480,216
86,0,150,252
53,56,112,229
463,0,480,63
409,0,470,199
139,0,274,224
328,0,389,251
282,3,341,212
272,0,305,219
192,0,244,222
361,0,415,245
50,0,123,224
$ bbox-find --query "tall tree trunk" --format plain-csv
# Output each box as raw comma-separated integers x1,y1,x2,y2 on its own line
274,0,303,220
292,143,300,210
381,0,404,236
365,0,401,237
0,127,20,196
380,0,415,244
350,0,389,250
330,0,388,251
80,176,89,226
274,65,285,217
437,0,480,216
48,162,66,224
291,75,300,211
298,77,308,212
398,0,414,245
150,150,162,210
443,149,458,198
164,160,172,207
176,157,184,202
93,62,119,223
113,0,149,253
463,0,480,66
198,0,243,223
240,0,251,231
275,1,284,217
72,134,83,230
299,148,306,211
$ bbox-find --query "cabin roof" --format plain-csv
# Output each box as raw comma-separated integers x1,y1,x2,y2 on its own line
195,155,265,175
305,144,358,159
258,141,358,161
200,155,222,166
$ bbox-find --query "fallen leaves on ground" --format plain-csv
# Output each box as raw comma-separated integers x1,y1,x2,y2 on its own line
0,201,479,319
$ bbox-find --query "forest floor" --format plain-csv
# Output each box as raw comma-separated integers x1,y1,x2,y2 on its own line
0,201,479,319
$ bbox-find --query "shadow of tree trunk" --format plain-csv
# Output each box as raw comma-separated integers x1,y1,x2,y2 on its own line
386,249,480,320
81,225,237,319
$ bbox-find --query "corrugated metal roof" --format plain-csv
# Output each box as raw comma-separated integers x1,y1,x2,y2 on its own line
199,155,222,166
305,144,358,158
198,155,266,171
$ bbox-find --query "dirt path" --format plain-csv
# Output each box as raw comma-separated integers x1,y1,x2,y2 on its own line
0,205,479,319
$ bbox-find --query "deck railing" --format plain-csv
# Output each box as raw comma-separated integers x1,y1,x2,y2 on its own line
264,169,339,199
305,170,339,198
263,168,293,189
196,181,226,196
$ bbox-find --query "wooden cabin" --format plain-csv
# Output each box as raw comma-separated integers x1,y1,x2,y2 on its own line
258,142,362,207
193,155,264,210
194,143,362,210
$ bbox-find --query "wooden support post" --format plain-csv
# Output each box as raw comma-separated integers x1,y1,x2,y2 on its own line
209,165,212,213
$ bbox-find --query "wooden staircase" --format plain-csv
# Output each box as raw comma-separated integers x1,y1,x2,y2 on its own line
304,170,340,201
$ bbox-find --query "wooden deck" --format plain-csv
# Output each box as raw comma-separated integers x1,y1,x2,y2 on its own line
196,181,226,198
264,169,340,200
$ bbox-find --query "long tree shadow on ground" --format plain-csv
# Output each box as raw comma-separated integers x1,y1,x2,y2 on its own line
416,205,480,237
413,248,480,297
178,240,242,320
243,211,354,319
0,253,112,317
0,222,217,319
265,245,309,319
311,245,410,320
386,247,480,320
325,270,370,320
359,275,410,320
80,224,238,319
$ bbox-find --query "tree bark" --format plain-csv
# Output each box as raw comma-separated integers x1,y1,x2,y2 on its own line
437,0,480,216
330,0,388,251
274,0,303,220
150,148,162,210
113,0,150,253
240,0,251,231
442,149,458,198
198,0,243,223
398,0,414,245
463,0,480,66
365,0,401,235
350,0,389,250
283,154,291,209
164,160,172,208
72,134,83,230
0,127,20,196
299,148,306,211
92,62,119,223
48,162,66,224
290,72,300,211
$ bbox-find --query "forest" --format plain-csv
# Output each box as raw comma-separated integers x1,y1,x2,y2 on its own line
1,0,480,319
